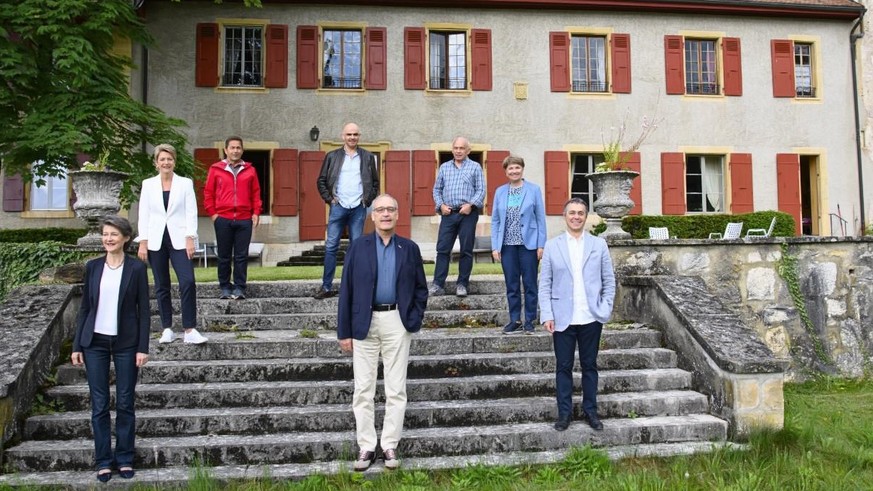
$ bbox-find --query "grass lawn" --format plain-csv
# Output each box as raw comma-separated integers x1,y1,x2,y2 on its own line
152,378,873,490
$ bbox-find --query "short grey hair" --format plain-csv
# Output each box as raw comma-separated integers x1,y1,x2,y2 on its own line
371,193,399,209
563,197,589,214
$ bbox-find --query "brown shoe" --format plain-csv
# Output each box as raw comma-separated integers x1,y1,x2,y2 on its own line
383,448,400,470
313,288,337,300
353,449,376,471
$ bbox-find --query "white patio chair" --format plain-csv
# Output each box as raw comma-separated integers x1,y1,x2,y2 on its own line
709,222,744,240
746,217,777,238
648,227,670,240
193,237,208,268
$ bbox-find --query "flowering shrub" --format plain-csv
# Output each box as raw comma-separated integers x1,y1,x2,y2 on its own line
599,107,664,172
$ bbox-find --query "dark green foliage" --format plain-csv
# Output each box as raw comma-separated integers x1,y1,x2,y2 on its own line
0,241,88,302
0,227,87,244
620,210,795,239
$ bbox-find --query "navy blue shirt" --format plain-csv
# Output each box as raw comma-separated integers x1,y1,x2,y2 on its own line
374,234,397,305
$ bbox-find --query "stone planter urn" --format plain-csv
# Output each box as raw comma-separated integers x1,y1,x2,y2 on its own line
69,170,128,248
587,170,639,240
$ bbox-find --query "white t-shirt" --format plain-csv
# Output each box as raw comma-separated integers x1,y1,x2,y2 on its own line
567,232,595,327
94,263,123,336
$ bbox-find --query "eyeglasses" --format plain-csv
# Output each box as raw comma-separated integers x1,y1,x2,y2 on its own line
345,133,360,137
373,206,397,214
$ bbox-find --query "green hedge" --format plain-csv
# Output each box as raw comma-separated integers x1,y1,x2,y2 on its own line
0,242,89,302
0,227,87,244
589,211,795,239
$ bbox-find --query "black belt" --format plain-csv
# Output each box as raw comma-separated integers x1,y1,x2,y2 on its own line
373,303,398,311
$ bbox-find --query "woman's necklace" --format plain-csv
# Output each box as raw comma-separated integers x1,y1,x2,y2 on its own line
106,256,124,270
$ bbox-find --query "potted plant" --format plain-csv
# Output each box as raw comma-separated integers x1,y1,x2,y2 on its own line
69,151,129,248
587,108,663,239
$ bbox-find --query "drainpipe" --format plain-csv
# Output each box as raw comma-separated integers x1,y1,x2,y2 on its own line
850,12,866,234
140,44,149,154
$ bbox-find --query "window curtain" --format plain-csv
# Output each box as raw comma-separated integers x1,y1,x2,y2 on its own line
703,158,723,212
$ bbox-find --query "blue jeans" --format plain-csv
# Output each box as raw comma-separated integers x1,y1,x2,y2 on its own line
149,228,197,329
83,334,139,470
322,203,366,291
433,208,479,288
500,244,539,324
553,321,603,418
213,217,253,292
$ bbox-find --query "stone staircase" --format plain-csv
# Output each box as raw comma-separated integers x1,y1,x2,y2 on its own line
276,241,348,267
0,278,729,488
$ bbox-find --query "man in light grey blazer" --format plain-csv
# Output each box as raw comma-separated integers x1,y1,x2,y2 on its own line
538,198,616,431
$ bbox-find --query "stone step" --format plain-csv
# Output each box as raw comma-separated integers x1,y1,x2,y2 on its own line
5,414,727,472
25,391,709,440
0,441,743,489
55,348,678,385
44,369,693,411
149,293,509,316
140,328,663,361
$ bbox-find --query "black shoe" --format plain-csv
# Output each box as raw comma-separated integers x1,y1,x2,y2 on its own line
96,470,112,483
219,288,232,300
584,412,604,431
353,450,376,471
554,415,571,431
231,287,245,300
313,288,337,300
523,322,536,334
118,467,135,479
502,321,523,334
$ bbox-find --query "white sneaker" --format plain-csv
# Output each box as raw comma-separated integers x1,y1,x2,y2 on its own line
158,328,174,344
183,328,208,344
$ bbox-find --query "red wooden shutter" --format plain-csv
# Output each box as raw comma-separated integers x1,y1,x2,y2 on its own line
299,151,326,240
729,153,754,213
384,150,412,236
195,23,219,87
664,35,685,95
412,150,437,215
771,40,795,98
297,26,318,89
194,148,219,217
549,32,571,92
2,173,24,212
471,28,492,91
722,37,742,96
484,150,509,215
776,153,801,235
625,152,642,215
365,27,387,90
271,148,298,216
264,25,288,88
661,152,686,215
611,33,631,94
544,151,569,215
404,27,426,90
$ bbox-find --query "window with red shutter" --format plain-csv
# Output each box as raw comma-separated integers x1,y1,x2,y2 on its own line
297,26,318,89
365,27,387,90
544,151,570,215
271,149,298,216
2,173,24,212
611,33,632,94
471,29,492,91
194,148,220,217
771,40,796,98
412,150,437,215
264,25,288,89
549,32,571,92
729,153,754,213
660,152,686,215
195,23,219,87
299,151,327,241
625,152,642,215
776,153,801,234
664,35,685,95
722,37,742,96
404,28,426,90
484,151,509,214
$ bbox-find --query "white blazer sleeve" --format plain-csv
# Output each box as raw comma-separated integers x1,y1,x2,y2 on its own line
135,178,151,243
184,178,198,238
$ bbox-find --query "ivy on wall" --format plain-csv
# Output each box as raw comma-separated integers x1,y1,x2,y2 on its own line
0,242,88,302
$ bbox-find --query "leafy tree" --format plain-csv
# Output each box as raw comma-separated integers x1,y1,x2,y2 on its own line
0,0,260,204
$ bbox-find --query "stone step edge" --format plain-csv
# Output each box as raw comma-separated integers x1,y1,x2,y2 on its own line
0,442,744,489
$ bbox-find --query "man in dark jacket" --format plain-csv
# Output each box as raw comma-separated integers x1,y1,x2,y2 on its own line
337,194,428,471
314,122,379,299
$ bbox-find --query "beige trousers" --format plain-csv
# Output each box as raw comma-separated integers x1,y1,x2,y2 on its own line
352,309,412,452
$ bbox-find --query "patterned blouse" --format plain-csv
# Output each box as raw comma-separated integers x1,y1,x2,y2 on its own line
503,185,524,246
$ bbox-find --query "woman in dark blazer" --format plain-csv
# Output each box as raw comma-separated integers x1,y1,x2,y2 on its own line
490,155,547,334
136,143,207,344
71,216,150,482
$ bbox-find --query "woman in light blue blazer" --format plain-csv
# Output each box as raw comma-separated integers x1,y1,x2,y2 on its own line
136,144,207,345
490,155,547,334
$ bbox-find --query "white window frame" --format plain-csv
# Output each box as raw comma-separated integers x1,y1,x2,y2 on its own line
571,35,607,93
685,154,724,213
322,28,363,90
221,24,265,88
794,42,814,98
570,153,605,207
427,28,468,91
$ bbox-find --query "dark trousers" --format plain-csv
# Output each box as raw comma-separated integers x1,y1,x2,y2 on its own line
321,203,366,291
83,334,138,470
553,321,603,418
213,216,253,291
148,228,197,329
500,244,539,324
433,208,479,288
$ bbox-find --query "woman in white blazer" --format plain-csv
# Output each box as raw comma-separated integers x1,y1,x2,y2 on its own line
490,155,547,334
136,144,207,344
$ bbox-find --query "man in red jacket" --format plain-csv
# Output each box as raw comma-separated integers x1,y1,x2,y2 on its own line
204,136,262,300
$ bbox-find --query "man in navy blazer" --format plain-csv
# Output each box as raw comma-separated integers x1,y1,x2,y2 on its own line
538,198,616,432
337,194,428,471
